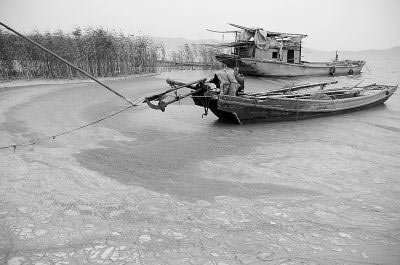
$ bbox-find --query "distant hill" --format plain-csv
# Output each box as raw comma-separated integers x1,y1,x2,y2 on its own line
152,35,400,62
302,46,400,61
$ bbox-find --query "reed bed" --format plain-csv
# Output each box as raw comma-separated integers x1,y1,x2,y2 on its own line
0,28,222,79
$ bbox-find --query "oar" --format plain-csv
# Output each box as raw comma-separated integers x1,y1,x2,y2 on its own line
321,81,364,93
350,80,364,89
248,81,338,97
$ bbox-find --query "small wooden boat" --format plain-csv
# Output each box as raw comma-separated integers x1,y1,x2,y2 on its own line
192,84,397,123
210,24,365,77
145,73,397,124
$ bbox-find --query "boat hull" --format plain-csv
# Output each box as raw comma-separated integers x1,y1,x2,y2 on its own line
215,54,256,74
193,85,397,123
216,54,365,77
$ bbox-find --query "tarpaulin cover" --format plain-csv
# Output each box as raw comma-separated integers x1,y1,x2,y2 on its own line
254,30,282,49
237,30,253,41
254,30,301,49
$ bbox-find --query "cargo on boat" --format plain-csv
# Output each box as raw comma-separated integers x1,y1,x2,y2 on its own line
210,23,366,77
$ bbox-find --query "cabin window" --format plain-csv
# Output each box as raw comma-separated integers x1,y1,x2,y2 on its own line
272,51,278,59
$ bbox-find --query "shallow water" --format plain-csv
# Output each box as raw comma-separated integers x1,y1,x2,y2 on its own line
1,54,400,264
76,55,400,201
71,57,400,263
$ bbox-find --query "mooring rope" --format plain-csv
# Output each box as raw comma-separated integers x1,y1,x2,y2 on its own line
0,97,144,152
0,21,136,106
0,21,149,152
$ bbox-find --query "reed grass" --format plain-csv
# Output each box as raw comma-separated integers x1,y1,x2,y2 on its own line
0,27,222,79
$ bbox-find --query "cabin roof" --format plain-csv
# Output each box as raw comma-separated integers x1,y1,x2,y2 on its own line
228,23,307,38
206,23,307,49
204,41,253,48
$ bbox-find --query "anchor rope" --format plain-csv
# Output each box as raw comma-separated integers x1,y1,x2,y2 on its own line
0,21,148,152
0,21,136,106
0,97,145,152
199,94,211,118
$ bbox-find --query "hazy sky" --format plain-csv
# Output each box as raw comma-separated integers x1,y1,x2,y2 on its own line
1,0,399,51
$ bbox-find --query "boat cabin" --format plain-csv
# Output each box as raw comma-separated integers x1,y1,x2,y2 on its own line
230,29,306,64
211,24,365,77
233,45,301,64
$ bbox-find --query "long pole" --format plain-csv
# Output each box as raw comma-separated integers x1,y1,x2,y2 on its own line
145,78,207,101
0,21,136,106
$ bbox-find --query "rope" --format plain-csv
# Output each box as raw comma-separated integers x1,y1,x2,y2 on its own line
0,21,136,106
199,95,211,118
0,97,144,152
0,22,150,152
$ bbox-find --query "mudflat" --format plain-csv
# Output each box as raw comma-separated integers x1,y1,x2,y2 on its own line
1,71,400,265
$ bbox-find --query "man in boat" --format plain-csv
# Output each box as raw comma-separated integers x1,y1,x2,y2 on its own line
210,68,244,96
234,67,245,95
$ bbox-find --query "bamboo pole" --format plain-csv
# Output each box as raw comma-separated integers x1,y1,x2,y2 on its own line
145,78,207,102
0,21,136,106
248,81,339,96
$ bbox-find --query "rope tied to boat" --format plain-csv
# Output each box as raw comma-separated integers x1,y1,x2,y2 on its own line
0,21,149,152
330,94,338,109
199,95,211,118
0,21,137,107
0,103,141,152
329,66,336,76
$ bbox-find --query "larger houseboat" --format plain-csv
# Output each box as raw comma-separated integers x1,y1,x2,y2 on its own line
212,24,365,77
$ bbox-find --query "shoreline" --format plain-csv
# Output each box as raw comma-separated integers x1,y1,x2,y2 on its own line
0,72,160,90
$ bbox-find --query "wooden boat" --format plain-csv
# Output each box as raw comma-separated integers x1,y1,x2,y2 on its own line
220,55,365,77
210,24,365,77
145,73,397,124
192,84,397,123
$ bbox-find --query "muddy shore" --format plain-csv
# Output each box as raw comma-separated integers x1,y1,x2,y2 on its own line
1,70,400,265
